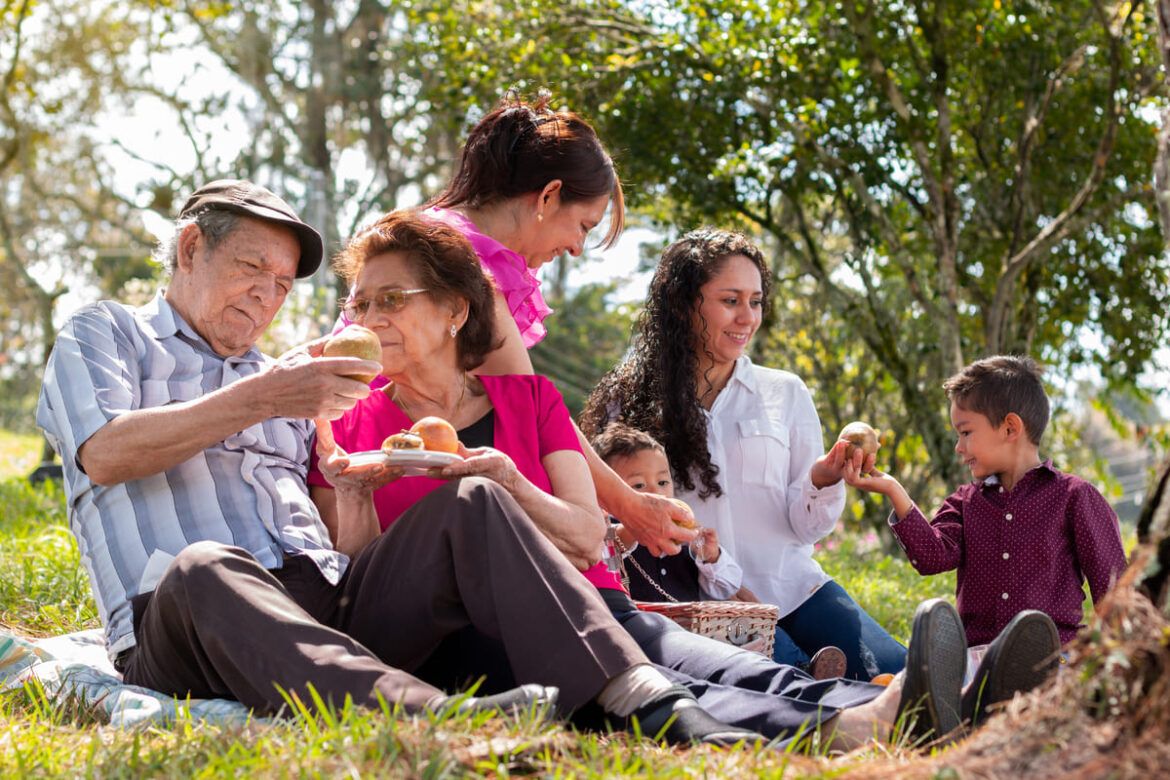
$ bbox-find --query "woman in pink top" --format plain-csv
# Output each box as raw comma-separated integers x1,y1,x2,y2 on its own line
425,94,697,560
307,211,955,748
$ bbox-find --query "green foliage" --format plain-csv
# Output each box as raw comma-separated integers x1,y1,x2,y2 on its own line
531,280,637,415
1,0,160,424
418,0,1168,509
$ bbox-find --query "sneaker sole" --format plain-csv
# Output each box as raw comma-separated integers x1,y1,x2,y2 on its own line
983,613,1059,711
898,599,966,742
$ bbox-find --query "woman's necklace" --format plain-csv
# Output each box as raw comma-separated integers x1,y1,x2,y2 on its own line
391,374,468,423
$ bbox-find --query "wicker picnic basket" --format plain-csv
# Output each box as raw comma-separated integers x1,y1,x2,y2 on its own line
635,600,779,657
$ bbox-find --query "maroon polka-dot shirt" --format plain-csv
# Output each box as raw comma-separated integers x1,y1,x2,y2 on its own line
890,460,1127,646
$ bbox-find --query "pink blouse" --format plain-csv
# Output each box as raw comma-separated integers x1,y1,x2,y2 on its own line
425,207,552,348
308,373,623,593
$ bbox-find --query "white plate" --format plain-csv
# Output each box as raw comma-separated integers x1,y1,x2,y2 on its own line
344,449,462,475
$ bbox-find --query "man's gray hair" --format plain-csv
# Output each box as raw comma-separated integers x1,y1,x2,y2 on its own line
153,208,245,273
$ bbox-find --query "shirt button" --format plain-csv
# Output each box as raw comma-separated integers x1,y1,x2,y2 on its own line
999,486,1004,493
1003,552,1010,560
1005,513,1013,521
1002,592,1009,600
661,568,667,576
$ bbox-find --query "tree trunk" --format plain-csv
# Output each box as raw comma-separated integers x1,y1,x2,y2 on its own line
1139,0,1170,613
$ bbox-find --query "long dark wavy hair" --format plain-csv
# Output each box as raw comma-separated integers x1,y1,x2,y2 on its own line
581,228,772,498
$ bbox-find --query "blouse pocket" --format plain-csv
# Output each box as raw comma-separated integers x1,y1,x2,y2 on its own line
737,418,790,488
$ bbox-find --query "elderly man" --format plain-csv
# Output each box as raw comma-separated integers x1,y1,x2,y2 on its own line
35,179,771,745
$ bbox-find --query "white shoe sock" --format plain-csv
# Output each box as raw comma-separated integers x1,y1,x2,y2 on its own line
596,663,677,718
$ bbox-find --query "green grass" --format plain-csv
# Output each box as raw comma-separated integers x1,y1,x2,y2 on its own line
0,430,42,482
0,434,969,778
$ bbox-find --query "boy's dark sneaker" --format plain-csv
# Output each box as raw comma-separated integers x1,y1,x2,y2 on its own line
894,598,967,745
629,684,766,747
807,646,848,680
431,683,559,722
962,610,1059,727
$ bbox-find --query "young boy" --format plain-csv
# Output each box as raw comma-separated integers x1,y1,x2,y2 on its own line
592,423,750,603
844,355,1128,650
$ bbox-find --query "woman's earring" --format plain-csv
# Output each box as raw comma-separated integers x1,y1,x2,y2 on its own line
450,324,458,338
536,212,543,223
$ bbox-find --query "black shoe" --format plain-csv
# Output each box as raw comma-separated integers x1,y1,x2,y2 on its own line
630,684,765,747
432,683,559,722
807,646,848,680
894,598,966,745
962,610,1059,727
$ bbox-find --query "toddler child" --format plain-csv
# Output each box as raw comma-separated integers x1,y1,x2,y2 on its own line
592,423,750,602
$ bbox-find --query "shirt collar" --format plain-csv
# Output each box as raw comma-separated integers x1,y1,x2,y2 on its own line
729,355,758,394
139,290,265,364
978,458,1056,490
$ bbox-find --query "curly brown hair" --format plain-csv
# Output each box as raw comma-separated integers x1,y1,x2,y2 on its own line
429,93,625,249
581,228,772,498
333,210,501,371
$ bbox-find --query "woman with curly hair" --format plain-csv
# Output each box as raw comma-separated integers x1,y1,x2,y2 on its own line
582,228,907,680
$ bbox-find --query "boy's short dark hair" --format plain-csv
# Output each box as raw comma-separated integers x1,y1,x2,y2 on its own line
942,355,1050,444
591,422,665,465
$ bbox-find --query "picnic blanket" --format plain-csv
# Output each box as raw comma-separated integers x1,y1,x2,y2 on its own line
0,628,255,727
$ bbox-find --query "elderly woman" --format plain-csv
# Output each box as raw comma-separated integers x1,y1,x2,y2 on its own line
581,229,908,680
308,210,977,747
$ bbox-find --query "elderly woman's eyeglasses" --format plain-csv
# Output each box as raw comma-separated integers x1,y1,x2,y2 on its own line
340,289,428,321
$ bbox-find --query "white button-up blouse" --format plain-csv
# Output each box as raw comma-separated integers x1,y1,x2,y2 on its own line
674,356,846,617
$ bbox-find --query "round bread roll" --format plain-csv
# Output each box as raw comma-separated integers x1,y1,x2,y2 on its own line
667,497,698,529
323,325,383,384
839,421,880,459
381,432,424,452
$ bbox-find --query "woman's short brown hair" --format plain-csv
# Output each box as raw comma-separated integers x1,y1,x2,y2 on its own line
333,210,501,371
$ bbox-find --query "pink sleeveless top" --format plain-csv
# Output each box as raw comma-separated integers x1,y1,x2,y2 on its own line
425,207,552,348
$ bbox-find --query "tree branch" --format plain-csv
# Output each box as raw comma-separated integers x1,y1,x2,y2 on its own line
985,1,1128,352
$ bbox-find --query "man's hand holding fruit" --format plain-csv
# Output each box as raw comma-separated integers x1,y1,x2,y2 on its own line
259,326,382,421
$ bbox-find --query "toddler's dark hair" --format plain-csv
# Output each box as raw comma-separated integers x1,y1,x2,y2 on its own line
943,355,1049,444
591,422,665,465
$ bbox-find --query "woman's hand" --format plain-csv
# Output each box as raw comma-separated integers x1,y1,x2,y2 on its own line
809,438,875,489
314,419,402,496
436,444,523,493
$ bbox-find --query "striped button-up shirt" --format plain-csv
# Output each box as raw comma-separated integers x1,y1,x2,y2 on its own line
36,292,346,659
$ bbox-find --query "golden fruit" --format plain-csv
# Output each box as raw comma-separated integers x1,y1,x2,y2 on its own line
667,497,698,529
410,416,460,454
323,325,383,384
381,432,424,452
839,421,880,460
